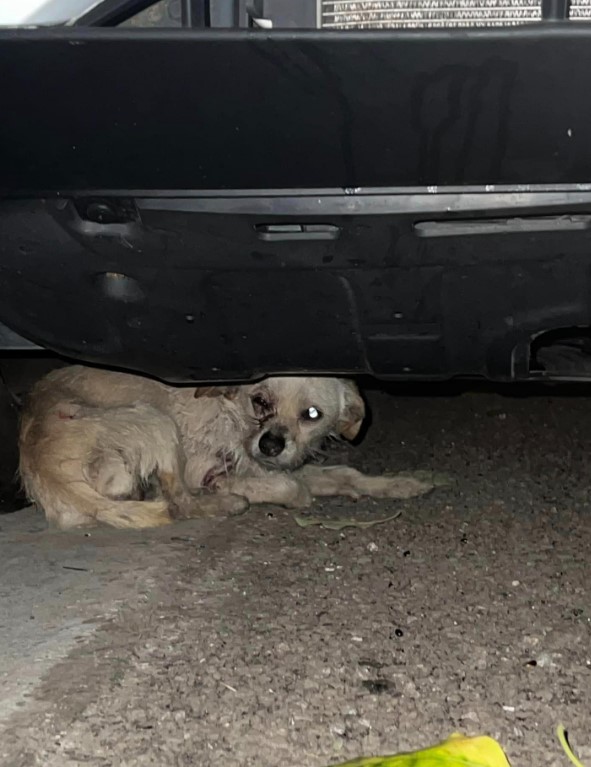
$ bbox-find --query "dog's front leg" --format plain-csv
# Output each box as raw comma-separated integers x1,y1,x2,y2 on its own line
158,469,249,519
294,465,436,500
214,473,312,509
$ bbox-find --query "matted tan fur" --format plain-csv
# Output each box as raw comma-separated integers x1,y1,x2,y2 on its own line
19,366,436,529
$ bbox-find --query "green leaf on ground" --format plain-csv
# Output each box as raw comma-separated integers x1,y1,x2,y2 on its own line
324,732,512,767
294,512,401,531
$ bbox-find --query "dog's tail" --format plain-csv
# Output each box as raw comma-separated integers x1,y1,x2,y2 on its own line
95,498,171,529
23,472,172,530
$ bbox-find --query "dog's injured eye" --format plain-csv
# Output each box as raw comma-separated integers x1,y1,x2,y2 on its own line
251,394,271,416
301,406,323,421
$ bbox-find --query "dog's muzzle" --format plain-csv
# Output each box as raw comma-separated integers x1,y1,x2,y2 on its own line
258,430,286,457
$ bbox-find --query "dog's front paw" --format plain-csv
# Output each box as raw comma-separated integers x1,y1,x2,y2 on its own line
199,492,250,517
283,481,313,509
394,470,452,488
335,483,362,501
369,472,439,499
168,493,201,520
170,491,249,519
219,493,250,517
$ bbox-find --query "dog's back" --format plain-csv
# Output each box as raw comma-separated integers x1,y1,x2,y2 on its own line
25,365,170,412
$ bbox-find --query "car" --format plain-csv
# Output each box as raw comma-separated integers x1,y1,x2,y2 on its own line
1,0,591,383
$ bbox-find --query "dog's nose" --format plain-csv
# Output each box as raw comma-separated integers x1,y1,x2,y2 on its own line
259,431,285,457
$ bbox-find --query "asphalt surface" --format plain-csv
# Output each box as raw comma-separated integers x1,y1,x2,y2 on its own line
0,372,590,767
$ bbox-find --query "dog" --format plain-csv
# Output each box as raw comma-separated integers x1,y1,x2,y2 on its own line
18,365,437,530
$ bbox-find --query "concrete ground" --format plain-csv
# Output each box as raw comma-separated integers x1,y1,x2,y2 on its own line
1,371,590,767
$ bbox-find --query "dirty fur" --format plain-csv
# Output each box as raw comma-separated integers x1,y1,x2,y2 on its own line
19,366,436,530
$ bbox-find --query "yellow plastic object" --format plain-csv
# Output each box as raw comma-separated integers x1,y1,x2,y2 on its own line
327,733,512,767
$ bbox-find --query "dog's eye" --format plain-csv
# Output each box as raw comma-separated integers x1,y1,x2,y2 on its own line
252,394,270,411
301,406,322,421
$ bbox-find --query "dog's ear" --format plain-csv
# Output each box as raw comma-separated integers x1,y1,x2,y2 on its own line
337,380,365,440
194,386,239,400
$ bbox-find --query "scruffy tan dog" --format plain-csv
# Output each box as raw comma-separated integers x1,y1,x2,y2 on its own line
19,366,436,530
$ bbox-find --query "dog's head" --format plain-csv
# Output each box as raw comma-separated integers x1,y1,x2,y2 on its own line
236,377,365,471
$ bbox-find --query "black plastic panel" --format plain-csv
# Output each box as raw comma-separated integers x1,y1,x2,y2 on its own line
1,26,591,193
1,195,591,382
